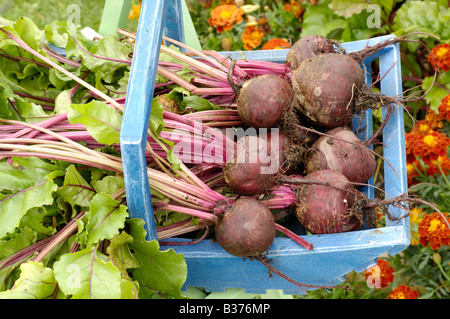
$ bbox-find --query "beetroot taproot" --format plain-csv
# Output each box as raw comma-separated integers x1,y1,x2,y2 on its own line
223,130,312,195
306,126,377,184
295,170,362,234
285,35,337,71
215,198,276,257
291,53,365,129
224,135,275,196
237,74,295,128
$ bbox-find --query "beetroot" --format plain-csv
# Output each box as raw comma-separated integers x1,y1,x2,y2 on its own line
291,53,366,129
285,35,337,71
306,126,377,184
224,131,314,195
237,74,295,128
295,170,362,234
223,131,313,195
215,198,276,257
224,135,274,196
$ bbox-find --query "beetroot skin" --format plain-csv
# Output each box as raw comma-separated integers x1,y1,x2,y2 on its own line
237,74,295,128
215,198,276,257
295,170,362,234
224,135,274,196
285,35,336,71
291,53,365,129
306,126,377,184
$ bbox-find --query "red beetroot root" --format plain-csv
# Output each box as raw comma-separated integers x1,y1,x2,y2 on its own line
306,126,377,184
295,170,362,234
224,135,275,196
285,35,337,71
291,53,366,129
237,74,295,129
215,198,276,257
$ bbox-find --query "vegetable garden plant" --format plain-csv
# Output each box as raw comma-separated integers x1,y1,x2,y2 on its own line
0,0,449,299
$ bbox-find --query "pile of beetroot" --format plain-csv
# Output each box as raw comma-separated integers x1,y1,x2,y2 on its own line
150,34,414,262
220,36,382,254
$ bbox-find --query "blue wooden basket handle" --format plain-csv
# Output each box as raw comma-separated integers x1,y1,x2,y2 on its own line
121,0,184,240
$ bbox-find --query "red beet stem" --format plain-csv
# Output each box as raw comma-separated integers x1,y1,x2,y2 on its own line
275,223,314,250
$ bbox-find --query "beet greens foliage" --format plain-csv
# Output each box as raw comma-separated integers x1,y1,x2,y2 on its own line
0,17,187,299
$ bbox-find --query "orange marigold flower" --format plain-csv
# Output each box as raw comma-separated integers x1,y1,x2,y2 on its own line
241,24,264,50
425,155,450,176
424,109,444,131
208,5,244,33
128,2,141,20
409,111,443,136
411,130,450,163
414,119,430,133
388,285,419,299
418,212,450,249
405,126,450,183
428,43,450,72
405,131,420,164
262,38,291,50
438,95,450,121
365,259,395,288
284,0,305,18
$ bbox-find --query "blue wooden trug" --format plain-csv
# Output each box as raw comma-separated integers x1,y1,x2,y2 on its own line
121,0,410,294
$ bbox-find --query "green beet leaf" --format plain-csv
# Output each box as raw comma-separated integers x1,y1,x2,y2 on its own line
0,77,48,123
53,246,123,299
150,97,181,171
13,98,48,123
91,175,125,195
68,100,122,145
0,227,36,261
44,20,83,51
0,163,58,239
53,89,73,114
66,33,132,84
11,156,65,176
127,218,187,299
82,193,128,247
57,164,96,209
166,87,220,112
12,17,42,53
0,81,17,120
0,261,58,299
0,257,22,292
120,278,139,299
19,207,57,239
149,96,165,135
106,231,140,278
0,20,56,100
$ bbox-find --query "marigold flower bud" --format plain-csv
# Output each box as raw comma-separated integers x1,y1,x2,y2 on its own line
433,252,442,265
